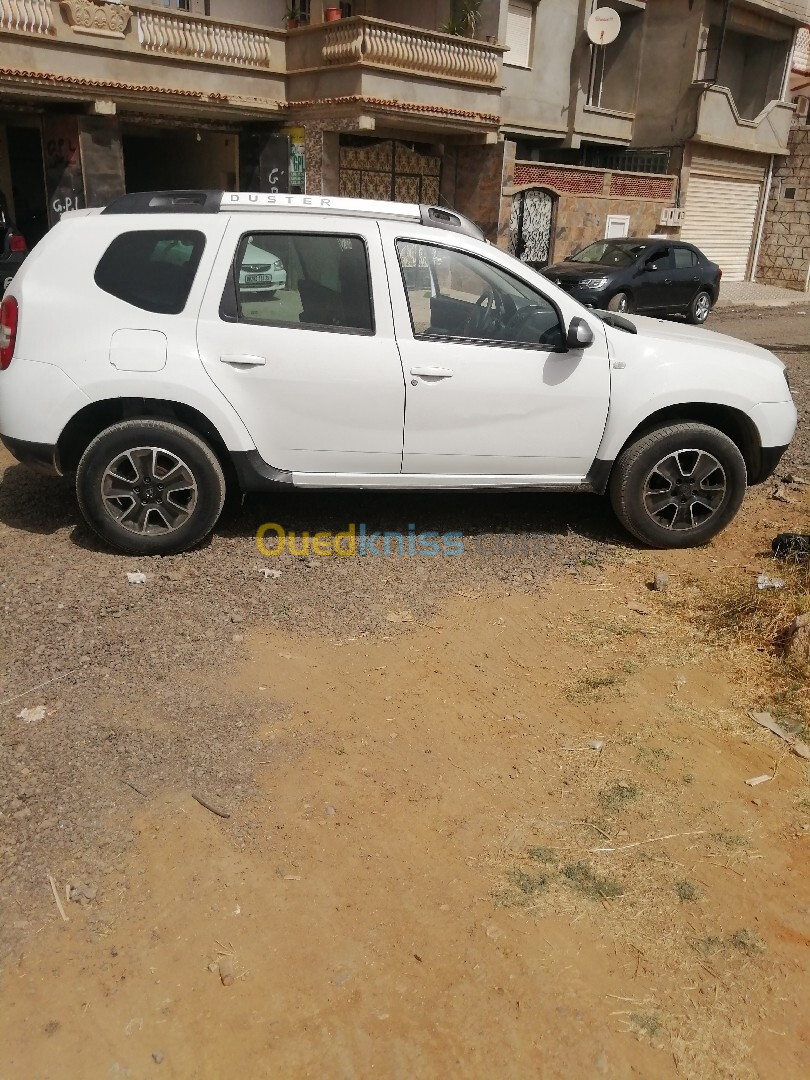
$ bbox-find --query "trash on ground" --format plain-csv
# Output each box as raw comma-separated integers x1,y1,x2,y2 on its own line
17,705,47,723
219,957,234,986
756,574,785,590
769,483,792,503
745,774,772,787
749,711,810,760
772,533,810,559
259,568,282,579
126,572,147,585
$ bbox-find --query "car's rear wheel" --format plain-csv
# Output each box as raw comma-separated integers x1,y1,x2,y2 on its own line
76,419,226,555
608,291,632,313
609,422,747,548
687,290,712,324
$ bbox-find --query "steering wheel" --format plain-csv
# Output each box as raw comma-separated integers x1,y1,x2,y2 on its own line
464,285,498,337
502,303,563,347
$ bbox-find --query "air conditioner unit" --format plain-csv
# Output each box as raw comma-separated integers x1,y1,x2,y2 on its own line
659,207,686,226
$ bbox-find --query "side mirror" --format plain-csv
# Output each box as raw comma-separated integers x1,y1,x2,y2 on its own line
566,316,594,350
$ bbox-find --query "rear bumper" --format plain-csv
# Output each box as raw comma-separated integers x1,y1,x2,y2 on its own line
0,435,60,475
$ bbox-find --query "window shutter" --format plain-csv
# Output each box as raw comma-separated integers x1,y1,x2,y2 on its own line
506,1,533,68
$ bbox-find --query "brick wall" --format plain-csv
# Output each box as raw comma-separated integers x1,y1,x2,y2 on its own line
757,124,810,292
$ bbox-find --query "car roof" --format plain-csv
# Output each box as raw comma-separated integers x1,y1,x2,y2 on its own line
98,189,485,241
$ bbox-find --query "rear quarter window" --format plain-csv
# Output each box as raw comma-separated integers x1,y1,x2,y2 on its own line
94,230,206,314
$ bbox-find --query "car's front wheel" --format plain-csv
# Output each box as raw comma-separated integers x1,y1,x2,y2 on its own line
687,290,712,324
609,422,747,548
608,291,632,314
76,419,226,555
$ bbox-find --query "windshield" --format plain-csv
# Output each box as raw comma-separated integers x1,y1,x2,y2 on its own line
569,241,649,268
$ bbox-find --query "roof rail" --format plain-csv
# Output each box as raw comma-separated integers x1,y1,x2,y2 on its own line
100,189,485,240
102,190,223,215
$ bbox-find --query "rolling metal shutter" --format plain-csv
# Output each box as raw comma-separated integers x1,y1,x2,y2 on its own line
505,1,533,68
680,173,762,282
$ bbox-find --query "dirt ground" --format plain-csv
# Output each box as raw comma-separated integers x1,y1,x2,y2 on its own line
1,306,808,1079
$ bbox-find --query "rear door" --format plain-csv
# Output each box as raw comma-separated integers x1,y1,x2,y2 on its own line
668,246,703,308
196,214,406,474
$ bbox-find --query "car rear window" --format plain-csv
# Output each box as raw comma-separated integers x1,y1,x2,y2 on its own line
95,230,206,314
673,247,698,269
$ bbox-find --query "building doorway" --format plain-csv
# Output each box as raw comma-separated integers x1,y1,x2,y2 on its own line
5,124,48,248
509,187,556,269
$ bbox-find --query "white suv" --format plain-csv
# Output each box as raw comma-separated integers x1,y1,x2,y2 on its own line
0,190,797,555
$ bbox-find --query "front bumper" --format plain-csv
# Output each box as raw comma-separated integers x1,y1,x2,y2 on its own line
1,435,60,475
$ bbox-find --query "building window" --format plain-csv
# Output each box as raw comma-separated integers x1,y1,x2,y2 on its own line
784,187,796,200
604,215,630,239
505,1,534,69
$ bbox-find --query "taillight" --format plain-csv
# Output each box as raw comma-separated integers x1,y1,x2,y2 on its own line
0,296,18,370
718,268,723,280
9,233,26,255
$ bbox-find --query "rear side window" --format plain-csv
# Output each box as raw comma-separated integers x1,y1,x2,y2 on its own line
673,247,698,269
95,230,206,314
230,233,374,334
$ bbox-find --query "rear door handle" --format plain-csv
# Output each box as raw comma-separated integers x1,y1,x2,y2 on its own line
410,366,454,379
220,353,266,367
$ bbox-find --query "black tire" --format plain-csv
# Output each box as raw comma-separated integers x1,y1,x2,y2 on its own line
609,423,747,548
608,291,633,314
687,289,712,324
76,419,226,555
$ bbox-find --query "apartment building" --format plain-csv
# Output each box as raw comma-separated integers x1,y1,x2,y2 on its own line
0,0,807,281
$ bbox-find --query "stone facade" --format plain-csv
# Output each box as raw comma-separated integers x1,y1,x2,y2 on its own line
756,123,810,292
552,195,674,263
442,140,516,246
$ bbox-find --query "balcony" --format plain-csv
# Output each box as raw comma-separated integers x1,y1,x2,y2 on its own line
0,1,286,116
286,17,505,129
693,84,794,155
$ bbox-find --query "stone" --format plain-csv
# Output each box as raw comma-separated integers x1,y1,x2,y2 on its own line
786,613,810,662
152,1051,164,1064
653,571,669,592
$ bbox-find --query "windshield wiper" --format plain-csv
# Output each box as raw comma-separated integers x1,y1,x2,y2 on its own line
593,309,637,334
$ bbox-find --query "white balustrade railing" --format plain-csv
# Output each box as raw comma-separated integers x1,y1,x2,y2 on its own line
322,18,500,85
0,0,55,35
136,8,273,68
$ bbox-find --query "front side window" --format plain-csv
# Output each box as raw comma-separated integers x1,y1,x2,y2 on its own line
232,233,373,334
396,241,564,350
646,247,673,270
95,230,205,314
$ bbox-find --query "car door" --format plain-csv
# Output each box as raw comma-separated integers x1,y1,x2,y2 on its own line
669,246,703,308
383,230,611,479
633,246,675,312
196,215,405,474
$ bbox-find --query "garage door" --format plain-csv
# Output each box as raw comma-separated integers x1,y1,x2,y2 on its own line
681,173,762,282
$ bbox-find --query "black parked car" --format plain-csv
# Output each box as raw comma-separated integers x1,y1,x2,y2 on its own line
544,238,721,324
1,194,28,293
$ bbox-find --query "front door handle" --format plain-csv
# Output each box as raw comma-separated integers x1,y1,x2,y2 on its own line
410,366,454,379
664,278,672,285
220,353,266,367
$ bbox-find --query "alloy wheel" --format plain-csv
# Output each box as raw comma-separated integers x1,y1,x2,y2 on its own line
642,449,726,531
101,446,198,535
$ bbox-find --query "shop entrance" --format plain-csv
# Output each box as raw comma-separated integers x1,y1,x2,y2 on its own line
122,127,238,193
4,124,48,247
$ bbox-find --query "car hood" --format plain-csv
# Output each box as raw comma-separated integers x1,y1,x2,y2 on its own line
607,313,785,370
544,261,620,282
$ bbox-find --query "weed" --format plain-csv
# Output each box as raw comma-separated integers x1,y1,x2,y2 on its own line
711,830,746,849
507,867,548,897
598,780,640,811
637,746,672,770
729,928,765,956
694,935,724,957
562,861,623,900
630,1012,662,1038
682,773,695,785
527,846,558,864
675,879,699,903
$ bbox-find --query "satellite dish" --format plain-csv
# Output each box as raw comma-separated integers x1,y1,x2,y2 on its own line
586,7,621,46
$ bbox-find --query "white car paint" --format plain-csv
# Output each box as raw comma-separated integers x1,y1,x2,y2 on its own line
0,195,797,499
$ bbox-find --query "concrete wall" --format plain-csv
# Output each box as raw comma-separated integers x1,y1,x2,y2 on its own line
631,0,707,148
757,123,810,291
500,0,583,138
